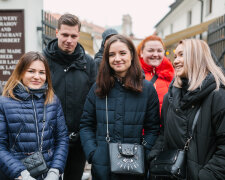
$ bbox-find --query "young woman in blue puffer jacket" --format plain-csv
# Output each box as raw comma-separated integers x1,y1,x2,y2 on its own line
0,52,69,180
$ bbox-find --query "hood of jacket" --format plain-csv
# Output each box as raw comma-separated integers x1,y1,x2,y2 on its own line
43,38,87,67
168,73,217,109
140,56,174,82
94,28,118,59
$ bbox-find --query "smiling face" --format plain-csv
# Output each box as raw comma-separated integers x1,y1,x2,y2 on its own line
22,60,46,89
109,41,132,77
56,24,80,54
141,40,165,67
174,44,186,78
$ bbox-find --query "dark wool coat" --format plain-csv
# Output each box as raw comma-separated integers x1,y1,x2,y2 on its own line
80,79,160,180
43,39,96,133
149,74,225,180
0,84,68,179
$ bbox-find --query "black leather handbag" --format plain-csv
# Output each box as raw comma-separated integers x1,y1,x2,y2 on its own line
150,108,201,179
21,107,48,178
150,149,186,179
109,143,145,175
105,96,145,175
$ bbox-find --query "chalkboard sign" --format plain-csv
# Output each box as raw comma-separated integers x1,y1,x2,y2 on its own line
0,10,25,86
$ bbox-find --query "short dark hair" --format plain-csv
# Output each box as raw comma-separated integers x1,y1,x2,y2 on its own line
96,34,143,97
58,13,81,31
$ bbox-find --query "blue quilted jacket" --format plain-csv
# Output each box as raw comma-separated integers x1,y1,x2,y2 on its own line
80,79,160,180
0,84,69,179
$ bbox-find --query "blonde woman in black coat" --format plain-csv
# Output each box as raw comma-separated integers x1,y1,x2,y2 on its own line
149,39,225,180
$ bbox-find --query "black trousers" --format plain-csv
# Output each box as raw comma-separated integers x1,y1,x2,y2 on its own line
0,169,8,180
63,139,86,180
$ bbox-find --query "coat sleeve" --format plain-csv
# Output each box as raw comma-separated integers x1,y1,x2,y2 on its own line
143,83,160,155
80,85,97,163
198,89,225,180
50,97,69,174
87,55,97,84
147,94,168,161
0,100,26,179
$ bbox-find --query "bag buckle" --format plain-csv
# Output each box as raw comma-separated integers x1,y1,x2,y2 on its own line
142,139,147,146
184,137,192,150
69,132,77,140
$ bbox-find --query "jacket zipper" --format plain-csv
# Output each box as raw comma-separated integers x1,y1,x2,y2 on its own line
31,95,40,149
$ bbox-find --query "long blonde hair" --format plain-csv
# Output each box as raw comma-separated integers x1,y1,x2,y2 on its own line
3,51,54,104
174,39,225,91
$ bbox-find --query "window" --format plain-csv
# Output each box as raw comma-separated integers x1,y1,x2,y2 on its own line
206,0,213,15
187,10,192,27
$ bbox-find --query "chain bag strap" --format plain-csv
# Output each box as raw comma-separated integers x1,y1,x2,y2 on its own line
106,96,145,175
21,105,49,178
150,107,201,179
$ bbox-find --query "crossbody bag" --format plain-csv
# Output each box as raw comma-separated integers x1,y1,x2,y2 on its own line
105,96,145,175
20,106,48,178
150,107,201,179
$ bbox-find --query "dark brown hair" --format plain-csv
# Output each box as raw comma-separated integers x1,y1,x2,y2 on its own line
3,51,54,104
58,13,81,31
96,34,143,97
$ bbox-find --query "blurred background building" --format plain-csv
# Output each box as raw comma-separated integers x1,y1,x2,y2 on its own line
154,0,225,66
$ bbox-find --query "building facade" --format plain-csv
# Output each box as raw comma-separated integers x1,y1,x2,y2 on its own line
155,0,225,60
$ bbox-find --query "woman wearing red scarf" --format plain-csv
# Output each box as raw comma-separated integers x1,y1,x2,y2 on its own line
137,35,174,114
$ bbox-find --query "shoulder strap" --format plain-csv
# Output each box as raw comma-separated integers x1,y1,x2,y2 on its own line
184,107,201,150
105,96,110,143
150,74,158,84
190,107,201,137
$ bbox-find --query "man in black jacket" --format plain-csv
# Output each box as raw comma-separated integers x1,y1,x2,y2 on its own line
43,13,96,180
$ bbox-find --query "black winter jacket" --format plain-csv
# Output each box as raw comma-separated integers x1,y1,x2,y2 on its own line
80,79,160,180
43,39,96,133
149,74,225,180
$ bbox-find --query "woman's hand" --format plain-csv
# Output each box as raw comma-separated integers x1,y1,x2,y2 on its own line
15,170,36,180
44,168,59,180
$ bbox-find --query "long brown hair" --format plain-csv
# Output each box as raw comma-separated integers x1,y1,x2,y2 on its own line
3,51,54,104
96,34,143,97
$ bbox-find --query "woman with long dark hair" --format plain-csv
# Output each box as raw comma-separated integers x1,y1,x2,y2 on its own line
80,35,160,180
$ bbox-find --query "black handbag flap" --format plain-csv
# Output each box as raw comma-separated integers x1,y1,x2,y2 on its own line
154,149,181,164
117,143,138,157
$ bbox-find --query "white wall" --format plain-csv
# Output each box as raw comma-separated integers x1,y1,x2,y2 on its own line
156,0,225,39
0,0,43,52
204,0,225,21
